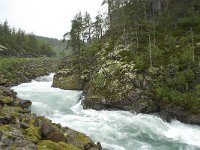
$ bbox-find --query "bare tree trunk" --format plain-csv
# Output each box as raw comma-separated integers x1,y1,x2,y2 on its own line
149,35,153,68
153,10,156,47
136,31,139,49
123,26,127,45
191,28,195,62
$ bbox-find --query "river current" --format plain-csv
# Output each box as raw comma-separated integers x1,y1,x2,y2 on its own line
12,73,200,150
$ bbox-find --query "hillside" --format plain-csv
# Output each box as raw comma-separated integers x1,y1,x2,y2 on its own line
35,36,69,56
53,0,200,125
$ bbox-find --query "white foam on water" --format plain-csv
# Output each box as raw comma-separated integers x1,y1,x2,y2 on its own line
12,74,200,150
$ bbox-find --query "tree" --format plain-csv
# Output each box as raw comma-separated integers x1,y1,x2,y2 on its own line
69,12,84,73
93,13,103,39
83,12,92,44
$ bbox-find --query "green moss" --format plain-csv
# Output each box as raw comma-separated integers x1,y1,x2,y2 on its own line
38,140,80,150
10,145,17,150
53,74,82,90
94,73,106,88
1,96,14,104
74,132,91,144
0,105,23,116
25,125,41,143
0,58,58,85
0,125,11,131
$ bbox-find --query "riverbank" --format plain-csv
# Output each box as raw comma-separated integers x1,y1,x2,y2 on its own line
0,58,102,150
0,57,59,86
52,41,200,126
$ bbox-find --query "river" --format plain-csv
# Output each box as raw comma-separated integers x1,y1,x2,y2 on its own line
11,73,200,150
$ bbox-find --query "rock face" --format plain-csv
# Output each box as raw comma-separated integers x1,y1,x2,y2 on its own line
52,69,83,90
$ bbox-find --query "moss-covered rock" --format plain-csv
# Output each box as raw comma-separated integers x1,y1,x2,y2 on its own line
53,69,82,90
38,140,80,150
0,125,12,132
0,58,102,150
1,96,14,104
0,58,59,86
64,128,96,150
25,125,41,143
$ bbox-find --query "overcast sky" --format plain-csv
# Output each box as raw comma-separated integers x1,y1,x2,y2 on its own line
0,0,105,39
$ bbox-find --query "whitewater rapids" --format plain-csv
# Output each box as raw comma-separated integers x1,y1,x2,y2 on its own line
12,73,200,150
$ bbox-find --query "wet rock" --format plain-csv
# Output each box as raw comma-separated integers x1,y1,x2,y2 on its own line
85,142,102,150
64,127,98,150
19,99,32,109
97,142,102,150
41,121,65,142
159,104,200,125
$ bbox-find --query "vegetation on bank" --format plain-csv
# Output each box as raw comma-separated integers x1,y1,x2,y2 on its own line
54,0,200,123
0,57,58,85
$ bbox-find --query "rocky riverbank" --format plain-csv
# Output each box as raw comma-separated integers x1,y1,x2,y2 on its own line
0,58,102,150
0,86,102,150
0,57,58,86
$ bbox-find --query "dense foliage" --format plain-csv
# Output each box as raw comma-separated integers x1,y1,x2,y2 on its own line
0,21,56,57
61,0,200,112
0,57,58,85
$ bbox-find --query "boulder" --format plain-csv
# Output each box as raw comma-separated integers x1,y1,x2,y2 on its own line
63,127,102,150
18,99,32,109
41,121,65,142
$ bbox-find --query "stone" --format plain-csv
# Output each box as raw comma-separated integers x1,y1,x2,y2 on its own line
64,127,95,150
41,121,65,142
19,99,32,109
96,142,102,149
20,122,29,129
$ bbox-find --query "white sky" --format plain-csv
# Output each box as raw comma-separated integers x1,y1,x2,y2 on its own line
0,0,104,39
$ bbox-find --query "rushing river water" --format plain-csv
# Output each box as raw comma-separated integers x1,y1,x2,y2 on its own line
12,73,200,150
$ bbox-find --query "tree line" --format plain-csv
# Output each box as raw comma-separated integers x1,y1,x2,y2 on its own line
65,0,200,71
0,21,55,57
